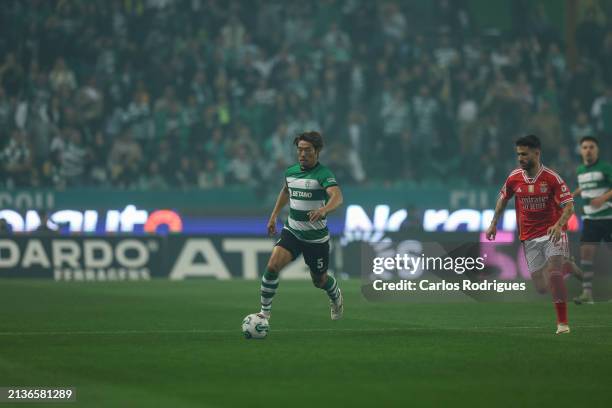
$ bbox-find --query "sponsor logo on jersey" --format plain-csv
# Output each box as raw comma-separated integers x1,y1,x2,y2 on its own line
519,196,548,210
578,171,604,183
291,190,313,198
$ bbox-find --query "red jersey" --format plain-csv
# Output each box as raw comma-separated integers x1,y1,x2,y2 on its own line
500,165,573,241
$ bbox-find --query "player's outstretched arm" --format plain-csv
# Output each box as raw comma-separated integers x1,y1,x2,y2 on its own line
486,195,509,241
308,186,343,222
267,184,290,235
572,187,582,198
548,202,574,243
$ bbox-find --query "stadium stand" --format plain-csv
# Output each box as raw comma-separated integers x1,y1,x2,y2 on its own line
0,0,611,191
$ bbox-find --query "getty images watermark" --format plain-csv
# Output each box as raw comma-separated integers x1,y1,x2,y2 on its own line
354,240,532,302
370,253,526,293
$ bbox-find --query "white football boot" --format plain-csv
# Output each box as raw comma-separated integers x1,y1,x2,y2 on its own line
555,323,570,335
330,288,344,320
573,292,594,305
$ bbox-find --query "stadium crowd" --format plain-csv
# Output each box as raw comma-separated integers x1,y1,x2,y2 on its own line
1,0,611,191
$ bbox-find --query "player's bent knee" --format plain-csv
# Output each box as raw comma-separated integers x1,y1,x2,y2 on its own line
265,259,284,275
266,259,289,275
267,246,293,274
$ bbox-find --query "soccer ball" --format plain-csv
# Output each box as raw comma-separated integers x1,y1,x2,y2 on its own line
241,313,269,339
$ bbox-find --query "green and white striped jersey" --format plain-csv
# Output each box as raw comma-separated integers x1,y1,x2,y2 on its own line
577,160,612,219
284,162,338,243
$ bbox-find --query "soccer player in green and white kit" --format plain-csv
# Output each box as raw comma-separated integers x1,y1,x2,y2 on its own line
257,131,344,321
573,136,612,304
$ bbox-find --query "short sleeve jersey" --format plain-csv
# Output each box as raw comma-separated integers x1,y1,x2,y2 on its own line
284,162,338,243
500,166,573,241
576,160,612,220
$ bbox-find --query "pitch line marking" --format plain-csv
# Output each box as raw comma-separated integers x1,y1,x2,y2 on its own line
1,325,611,336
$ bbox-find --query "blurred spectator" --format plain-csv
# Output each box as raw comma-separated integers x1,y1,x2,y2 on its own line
0,87,14,129
514,72,534,109
221,15,246,51
576,7,605,60
602,30,612,84
43,129,67,188
0,0,610,191
527,101,562,157
49,57,77,92
61,129,89,187
412,85,440,155
570,112,595,154
174,156,198,188
139,161,168,190
89,130,110,185
546,43,566,80
1,128,33,187
591,86,612,135
265,122,292,172
550,145,575,184
227,145,255,185
380,88,410,178
380,2,407,41
537,76,559,114
479,145,506,186
155,139,178,181
346,111,366,183
108,129,143,187
198,159,225,189
76,76,104,130
122,90,152,141
0,53,25,97
457,92,479,154
322,23,351,62
434,36,459,69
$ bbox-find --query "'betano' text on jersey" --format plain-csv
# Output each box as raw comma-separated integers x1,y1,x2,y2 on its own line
284,162,338,243
577,160,612,220
500,166,573,241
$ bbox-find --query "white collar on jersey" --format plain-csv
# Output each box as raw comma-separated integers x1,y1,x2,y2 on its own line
521,164,544,184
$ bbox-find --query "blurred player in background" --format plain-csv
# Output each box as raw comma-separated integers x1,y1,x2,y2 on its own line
572,136,612,304
256,131,344,321
486,135,575,334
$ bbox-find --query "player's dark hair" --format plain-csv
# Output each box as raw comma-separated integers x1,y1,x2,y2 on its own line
294,131,324,152
515,134,541,150
579,136,599,146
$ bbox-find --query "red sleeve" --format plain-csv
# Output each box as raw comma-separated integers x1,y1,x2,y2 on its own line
552,174,573,207
500,176,514,200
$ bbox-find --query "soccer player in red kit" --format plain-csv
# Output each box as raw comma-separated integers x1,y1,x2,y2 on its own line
486,135,575,334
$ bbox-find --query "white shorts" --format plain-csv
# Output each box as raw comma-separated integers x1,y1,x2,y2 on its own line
522,233,570,274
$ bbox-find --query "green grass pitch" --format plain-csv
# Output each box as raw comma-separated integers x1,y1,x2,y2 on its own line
1,279,611,408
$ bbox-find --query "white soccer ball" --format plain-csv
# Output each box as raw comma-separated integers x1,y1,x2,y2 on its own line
241,313,269,339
